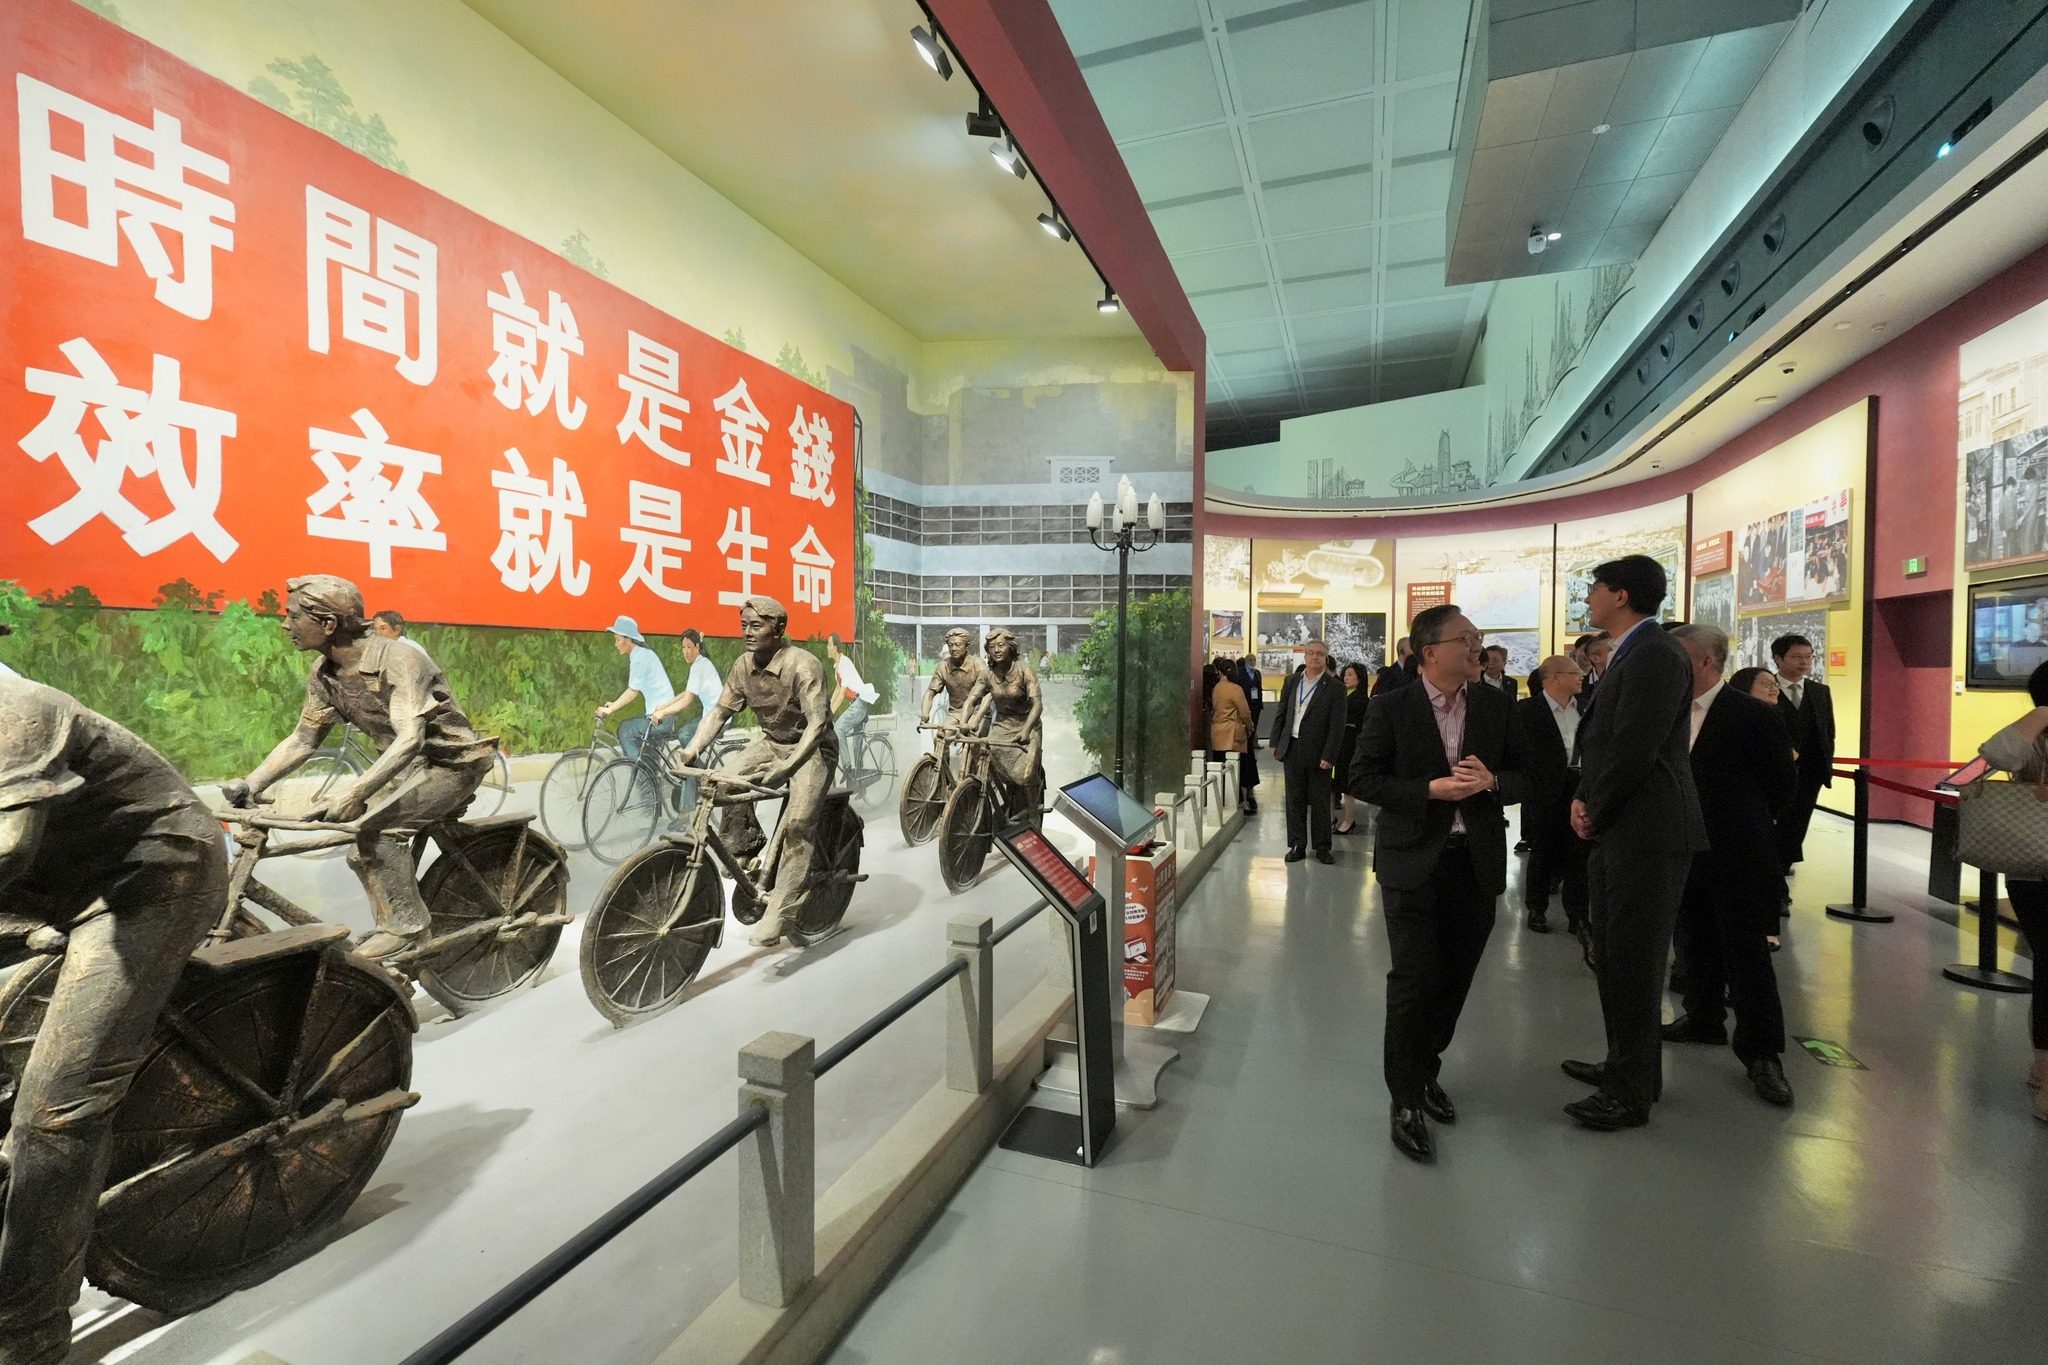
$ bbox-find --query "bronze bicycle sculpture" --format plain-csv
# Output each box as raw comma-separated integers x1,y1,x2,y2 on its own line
0,679,420,1359
222,574,500,960
901,626,985,845
672,595,850,949
578,760,865,1026
934,630,1045,893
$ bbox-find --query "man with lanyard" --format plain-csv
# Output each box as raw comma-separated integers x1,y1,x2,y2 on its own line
678,597,837,948
0,677,225,1365
1270,640,1346,861
920,627,986,755
826,632,878,784
596,614,675,759
223,574,496,958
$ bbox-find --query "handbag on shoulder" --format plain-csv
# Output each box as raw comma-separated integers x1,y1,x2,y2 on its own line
1957,739,2048,880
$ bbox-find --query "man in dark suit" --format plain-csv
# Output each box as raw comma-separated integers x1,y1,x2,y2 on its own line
1667,625,1798,1106
1239,655,1265,737
1477,645,1520,701
1770,633,1835,873
1270,639,1345,863
1563,556,1709,1131
1516,655,1589,939
1352,604,1527,1162
1372,637,1418,696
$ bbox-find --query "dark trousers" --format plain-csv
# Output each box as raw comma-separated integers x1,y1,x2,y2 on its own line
2010,878,2048,1048
1780,773,1826,866
1587,842,1691,1110
1282,759,1330,852
0,851,223,1333
1525,799,1589,924
1676,855,1786,1061
1381,841,1495,1106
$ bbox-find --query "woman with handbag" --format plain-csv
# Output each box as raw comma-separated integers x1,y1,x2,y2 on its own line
1207,657,1257,815
1976,660,2048,1122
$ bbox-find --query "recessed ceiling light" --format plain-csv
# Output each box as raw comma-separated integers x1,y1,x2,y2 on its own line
1649,459,1663,468
1592,123,1611,135
1756,395,1778,404
910,25,952,80
1832,320,1854,330
1872,322,1890,332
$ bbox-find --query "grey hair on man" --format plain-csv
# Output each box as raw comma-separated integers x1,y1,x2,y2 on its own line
1669,622,1730,673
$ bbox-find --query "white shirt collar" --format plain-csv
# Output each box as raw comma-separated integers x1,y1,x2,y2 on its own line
1546,691,1576,714
1694,680,1725,712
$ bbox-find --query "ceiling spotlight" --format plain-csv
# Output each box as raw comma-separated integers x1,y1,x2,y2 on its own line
1832,320,1854,330
1097,290,1121,314
1037,211,1072,242
1546,230,1563,242
1756,394,1778,405
991,132,1026,178
911,25,952,80
1592,123,1612,135
966,96,1001,140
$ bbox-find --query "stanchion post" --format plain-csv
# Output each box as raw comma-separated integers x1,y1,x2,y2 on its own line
737,1032,815,1306
1945,865,2033,993
1826,768,1893,924
946,915,994,1095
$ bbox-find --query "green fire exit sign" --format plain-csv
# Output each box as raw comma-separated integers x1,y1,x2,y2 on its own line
1903,556,1927,576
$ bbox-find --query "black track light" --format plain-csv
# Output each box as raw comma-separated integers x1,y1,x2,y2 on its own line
1037,211,1072,242
911,25,952,80
966,96,1002,140
1097,290,1121,314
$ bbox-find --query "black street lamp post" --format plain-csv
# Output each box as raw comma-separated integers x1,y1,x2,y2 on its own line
1087,476,1165,790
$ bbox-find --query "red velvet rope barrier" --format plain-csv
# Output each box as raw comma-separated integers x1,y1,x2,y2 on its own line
1833,757,1968,771
1830,766,1959,805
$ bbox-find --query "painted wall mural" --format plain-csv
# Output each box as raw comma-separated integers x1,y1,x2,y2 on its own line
1481,264,1634,481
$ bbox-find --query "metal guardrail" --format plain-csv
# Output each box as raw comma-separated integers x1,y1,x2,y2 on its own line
400,894,1054,1365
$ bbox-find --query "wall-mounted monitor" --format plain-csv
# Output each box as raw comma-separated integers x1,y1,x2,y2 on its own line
1968,576,2048,689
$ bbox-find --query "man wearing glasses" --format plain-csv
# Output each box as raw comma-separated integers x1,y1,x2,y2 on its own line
1351,604,1527,1162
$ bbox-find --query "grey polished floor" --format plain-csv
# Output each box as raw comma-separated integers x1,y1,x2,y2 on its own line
831,794,2048,1365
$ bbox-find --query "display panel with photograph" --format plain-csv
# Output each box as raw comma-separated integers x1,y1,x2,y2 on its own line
1555,497,1688,635
1484,631,1541,680
1453,569,1542,630
1324,612,1387,669
1735,608,1830,680
1968,576,2048,688
1256,611,1321,647
1738,512,1789,608
1960,298,2048,570
1208,611,1245,643
1964,435,2048,569
1692,573,1736,636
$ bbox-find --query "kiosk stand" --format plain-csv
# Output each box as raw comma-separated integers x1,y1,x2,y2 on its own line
1036,774,1182,1109
993,825,1114,1166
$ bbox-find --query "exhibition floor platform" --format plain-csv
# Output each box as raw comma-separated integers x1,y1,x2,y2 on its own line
60,730,1073,1365
833,805,2048,1365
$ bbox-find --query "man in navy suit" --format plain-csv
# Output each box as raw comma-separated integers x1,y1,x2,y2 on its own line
1562,556,1709,1130
1352,604,1527,1162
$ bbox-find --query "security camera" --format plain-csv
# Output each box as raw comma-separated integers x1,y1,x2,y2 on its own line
1778,362,1797,376
1527,227,1547,256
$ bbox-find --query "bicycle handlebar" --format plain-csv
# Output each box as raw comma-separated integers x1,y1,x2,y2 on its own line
666,764,784,799
219,808,368,834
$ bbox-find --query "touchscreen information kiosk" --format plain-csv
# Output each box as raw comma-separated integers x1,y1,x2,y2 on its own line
995,825,1114,1167
1056,773,1161,853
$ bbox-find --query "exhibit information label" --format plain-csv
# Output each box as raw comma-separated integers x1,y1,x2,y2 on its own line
0,0,855,635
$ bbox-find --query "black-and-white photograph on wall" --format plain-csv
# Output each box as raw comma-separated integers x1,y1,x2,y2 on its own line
1737,608,1830,679
1485,631,1541,680
1324,612,1387,668
1693,574,1736,637
1257,611,1322,647
1964,432,2048,568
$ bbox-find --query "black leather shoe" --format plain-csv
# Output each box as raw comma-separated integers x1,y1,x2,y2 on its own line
1315,849,1334,864
1526,911,1552,934
1748,1055,1793,1106
1560,1058,1605,1086
1565,1092,1649,1131
1422,1080,1456,1124
1390,1106,1434,1162
1284,847,1305,863
1662,1015,1728,1045
1244,799,1258,814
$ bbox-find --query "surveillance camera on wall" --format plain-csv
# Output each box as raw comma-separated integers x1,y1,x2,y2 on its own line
1527,227,1547,256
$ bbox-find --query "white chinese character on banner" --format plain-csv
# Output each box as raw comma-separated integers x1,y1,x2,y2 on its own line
711,378,770,485
787,406,836,507
304,408,444,578
616,330,690,465
19,337,238,560
618,480,692,603
16,75,235,320
490,447,589,595
306,187,437,385
486,270,587,428
715,506,769,606
790,525,835,610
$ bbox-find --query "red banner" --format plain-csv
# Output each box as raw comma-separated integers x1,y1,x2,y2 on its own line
0,0,855,636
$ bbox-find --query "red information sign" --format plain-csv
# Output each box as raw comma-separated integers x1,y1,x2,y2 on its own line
1404,581,1452,624
1691,531,1732,577
0,0,855,635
